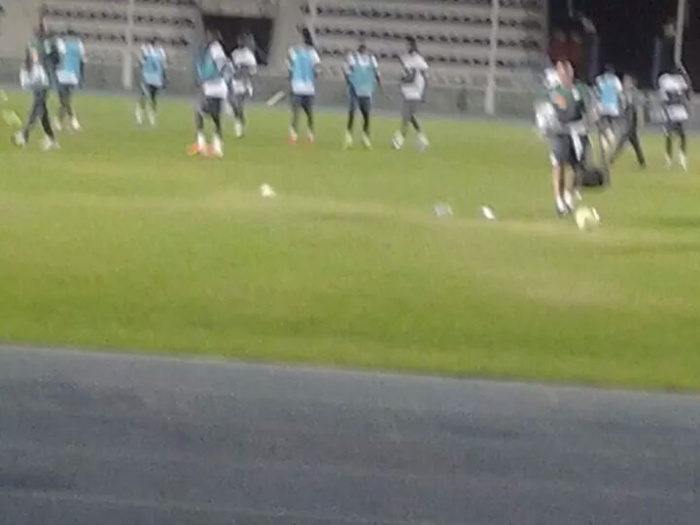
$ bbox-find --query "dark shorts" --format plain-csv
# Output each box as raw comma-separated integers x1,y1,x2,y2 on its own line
664,121,686,135
291,94,314,112
57,83,74,101
349,94,371,115
549,135,590,167
141,83,160,99
599,115,618,129
229,92,247,110
402,99,421,121
197,94,223,117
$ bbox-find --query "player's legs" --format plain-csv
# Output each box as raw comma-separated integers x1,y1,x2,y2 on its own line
59,84,80,131
39,97,58,149
289,95,301,144
190,93,208,154
393,100,413,149
359,96,372,148
664,124,674,167
344,94,358,148
550,137,573,215
628,129,646,168
301,96,314,142
207,97,224,156
16,90,46,144
147,86,159,125
678,123,688,170
232,93,246,138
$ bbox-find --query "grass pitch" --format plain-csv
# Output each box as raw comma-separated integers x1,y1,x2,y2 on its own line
1,93,699,390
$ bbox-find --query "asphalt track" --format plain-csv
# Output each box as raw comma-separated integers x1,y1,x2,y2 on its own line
0,346,698,524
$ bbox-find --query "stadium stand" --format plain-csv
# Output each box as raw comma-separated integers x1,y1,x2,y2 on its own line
40,0,202,66
300,0,547,90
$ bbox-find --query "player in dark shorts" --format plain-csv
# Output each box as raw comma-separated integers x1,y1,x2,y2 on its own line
609,75,646,168
548,61,591,215
658,67,691,170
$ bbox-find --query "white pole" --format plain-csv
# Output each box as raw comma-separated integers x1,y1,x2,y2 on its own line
122,0,135,90
309,0,317,39
484,0,500,116
674,0,688,66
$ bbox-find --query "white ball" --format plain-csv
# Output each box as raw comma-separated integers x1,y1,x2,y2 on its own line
575,206,601,231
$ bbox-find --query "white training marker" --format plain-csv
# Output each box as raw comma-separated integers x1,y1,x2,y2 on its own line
260,183,276,198
266,91,286,107
433,203,453,218
481,206,496,220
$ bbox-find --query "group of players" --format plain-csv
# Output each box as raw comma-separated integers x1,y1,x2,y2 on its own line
538,59,691,216
13,25,431,157
13,26,693,219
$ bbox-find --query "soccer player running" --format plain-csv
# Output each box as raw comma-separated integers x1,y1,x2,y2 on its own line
595,65,622,154
136,38,167,127
658,66,691,170
609,74,646,168
287,28,320,145
189,29,228,157
343,40,381,149
548,61,590,216
393,36,429,150
229,34,257,138
12,44,58,150
54,29,85,132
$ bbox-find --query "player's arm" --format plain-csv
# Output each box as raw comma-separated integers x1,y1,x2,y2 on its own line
161,49,169,87
285,47,294,82
419,58,429,101
79,41,86,87
311,49,321,79
372,56,383,92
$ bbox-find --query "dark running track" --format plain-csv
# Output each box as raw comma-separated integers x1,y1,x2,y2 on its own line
0,346,698,524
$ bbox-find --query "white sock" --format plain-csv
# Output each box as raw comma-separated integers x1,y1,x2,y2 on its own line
361,133,371,146
417,132,429,146
212,134,223,154
307,131,315,142
197,132,206,150
71,117,81,131
147,109,156,125
556,196,567,213
135,107,143,124
289,127,298,140
564,190,574,210
392,132,405,149
234,120,243,137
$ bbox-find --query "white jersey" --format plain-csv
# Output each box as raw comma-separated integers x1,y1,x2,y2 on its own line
230,47,257,95
55,38,86,86
659,73,690,122
203,41,228,99
400,52,429,101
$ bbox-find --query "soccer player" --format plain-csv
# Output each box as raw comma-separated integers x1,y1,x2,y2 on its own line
229,34,257,138
286,28,320,145
12,46,58,151
547,61,590,216
343,41,381,149
658,67,691,170
136,38,167,126
54,29,85,132
595,65,622,154
609,75,646,168
189,28,228,157
393,37,429,150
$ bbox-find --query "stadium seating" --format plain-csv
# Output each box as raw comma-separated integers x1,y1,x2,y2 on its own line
300,0,547,90
41,0,201,65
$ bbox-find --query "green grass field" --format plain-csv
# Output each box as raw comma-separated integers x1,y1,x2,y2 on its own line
1,93,699,390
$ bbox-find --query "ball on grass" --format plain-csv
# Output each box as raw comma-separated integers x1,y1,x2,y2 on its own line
575,206,601,231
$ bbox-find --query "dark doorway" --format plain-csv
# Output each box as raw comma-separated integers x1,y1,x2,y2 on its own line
202,15,274,65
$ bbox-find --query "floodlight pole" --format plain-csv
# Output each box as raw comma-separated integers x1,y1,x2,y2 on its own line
122,0,135,90
674,0,688,66
484,0,500,116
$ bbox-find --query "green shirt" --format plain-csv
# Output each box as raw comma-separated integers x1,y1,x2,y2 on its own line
549,83,587,124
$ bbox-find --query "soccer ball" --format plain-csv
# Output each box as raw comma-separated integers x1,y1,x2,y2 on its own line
574,206,600,231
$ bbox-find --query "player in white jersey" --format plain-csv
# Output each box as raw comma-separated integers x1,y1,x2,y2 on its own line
137,38,167,126
392,37,429,150
13,45,58,150
54,29,86,132
658,67,691,170
228,34,257,138
189,29,228,157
